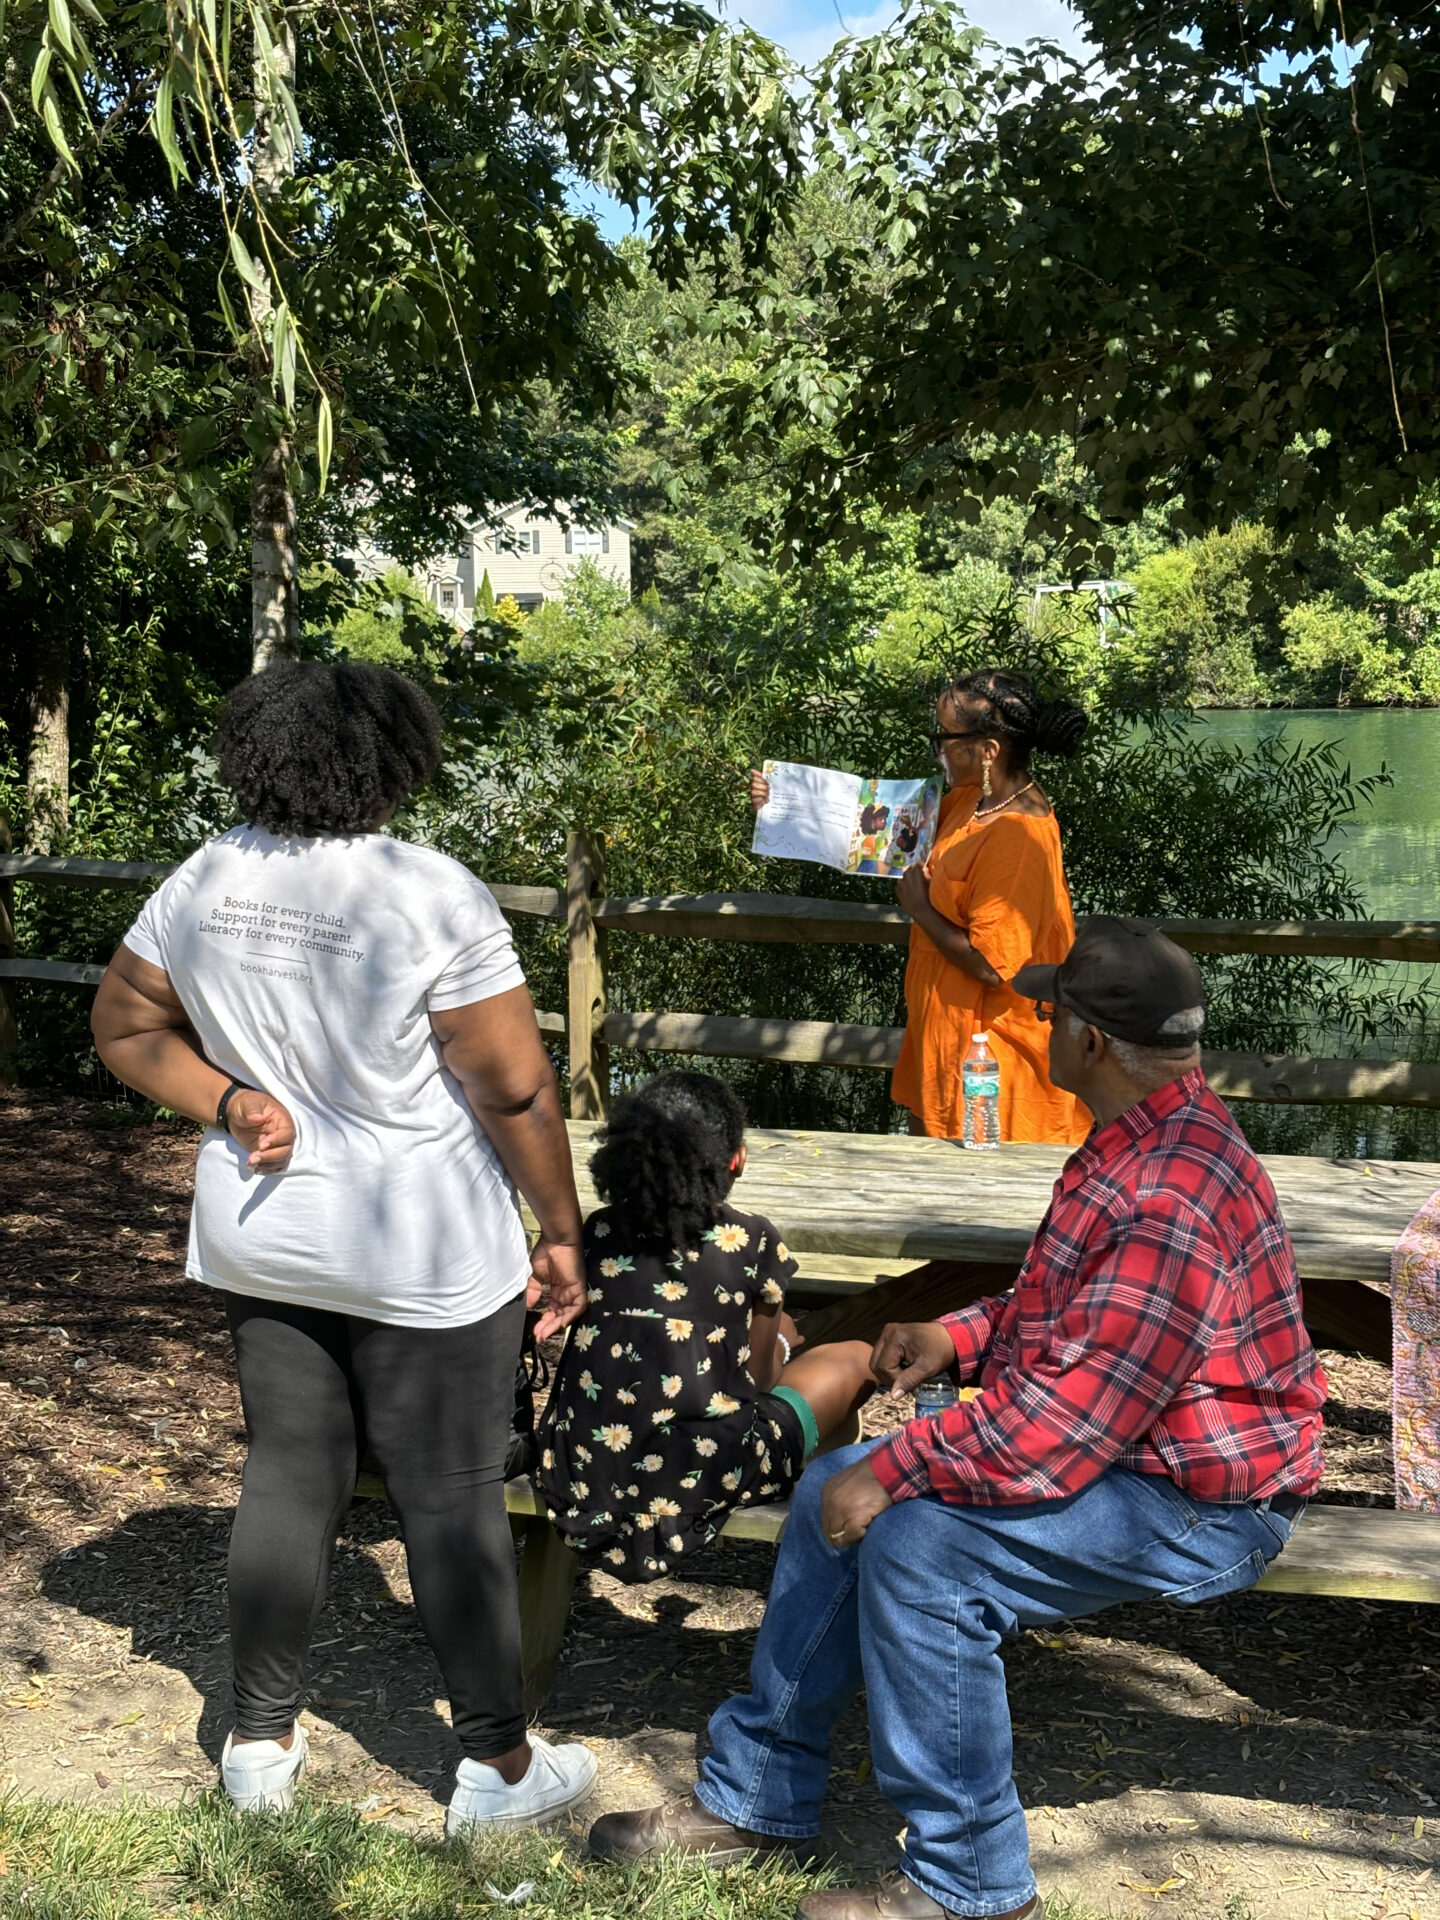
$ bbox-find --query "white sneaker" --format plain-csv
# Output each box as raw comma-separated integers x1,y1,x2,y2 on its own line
220,1724,309,1812
445,1735,598,1836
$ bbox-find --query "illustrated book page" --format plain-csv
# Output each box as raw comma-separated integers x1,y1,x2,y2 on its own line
752,762,942,877
750,761,861,871
847,775,942,877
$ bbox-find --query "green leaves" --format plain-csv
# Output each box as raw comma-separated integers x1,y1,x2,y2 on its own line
151,69,190,186
47,0,77,62
3,0,807,561
227,229,265,293
22,0,99,176
30,41,53,112
1375,61,1407,107
271,303,296,413
687,0,1440,573
315,390,333,495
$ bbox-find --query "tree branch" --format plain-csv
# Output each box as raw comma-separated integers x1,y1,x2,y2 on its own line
1,67,163,256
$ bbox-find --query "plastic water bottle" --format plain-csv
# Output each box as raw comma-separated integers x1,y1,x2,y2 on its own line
914,1380,959,1418
961,1030,1001,1150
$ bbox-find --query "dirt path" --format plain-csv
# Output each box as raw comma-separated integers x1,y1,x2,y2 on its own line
2,1091,1436,1918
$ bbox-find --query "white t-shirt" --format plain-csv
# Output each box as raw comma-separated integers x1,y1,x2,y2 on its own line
124,826,531,1327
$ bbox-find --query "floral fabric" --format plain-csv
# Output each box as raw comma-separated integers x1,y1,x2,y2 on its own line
535,1203,806,1582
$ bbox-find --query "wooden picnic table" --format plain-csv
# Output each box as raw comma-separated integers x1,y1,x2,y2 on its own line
555,1122,1439,1286
472,1123,1440,1706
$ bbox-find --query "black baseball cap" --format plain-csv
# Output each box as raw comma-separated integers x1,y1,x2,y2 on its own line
1012,916,1206,1047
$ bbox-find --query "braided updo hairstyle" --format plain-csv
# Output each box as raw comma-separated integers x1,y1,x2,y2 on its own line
216,660,443,837
941,669,1089,770
589,1071,746,1253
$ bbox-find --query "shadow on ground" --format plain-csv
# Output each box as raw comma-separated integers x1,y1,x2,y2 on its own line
35,1505,1440,1859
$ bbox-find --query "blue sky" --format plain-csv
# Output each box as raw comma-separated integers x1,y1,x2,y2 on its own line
728,0,1087,68
578,0,1089,239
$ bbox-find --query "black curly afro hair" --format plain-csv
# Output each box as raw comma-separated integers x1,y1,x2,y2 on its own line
215,661,444,838
589,1071,746,1253
940,668,1089,770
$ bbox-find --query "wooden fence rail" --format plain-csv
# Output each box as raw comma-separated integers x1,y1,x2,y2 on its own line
2,848,1438,1110
6,854,1440,961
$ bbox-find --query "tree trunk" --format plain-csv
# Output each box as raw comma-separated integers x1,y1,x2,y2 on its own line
251,429,299,671
249,18,300,673
0,807,19,1085
26,621,69,850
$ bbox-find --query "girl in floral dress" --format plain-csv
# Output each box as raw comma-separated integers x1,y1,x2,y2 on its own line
536,1072,876,1583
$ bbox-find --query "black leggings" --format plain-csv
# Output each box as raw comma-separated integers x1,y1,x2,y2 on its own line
224,1288,526,1759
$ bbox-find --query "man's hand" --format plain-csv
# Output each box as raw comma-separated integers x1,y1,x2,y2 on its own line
895,862,930,917
748,768,771,814
870,1320,960,1397
529,1235,587,1340
820,1456,892,1550
225,1089,296,1174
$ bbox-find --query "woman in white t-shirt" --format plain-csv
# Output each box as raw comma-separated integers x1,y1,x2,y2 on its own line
92,661,596,1832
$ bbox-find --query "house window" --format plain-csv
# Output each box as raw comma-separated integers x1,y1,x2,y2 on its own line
492,528,537,555
440,586,456,609
565,526,608,556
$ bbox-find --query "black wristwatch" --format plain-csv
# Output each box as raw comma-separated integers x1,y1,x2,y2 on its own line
215,1080,250,1133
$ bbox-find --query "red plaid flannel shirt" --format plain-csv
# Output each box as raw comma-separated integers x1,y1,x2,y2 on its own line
871,1069,1327,1507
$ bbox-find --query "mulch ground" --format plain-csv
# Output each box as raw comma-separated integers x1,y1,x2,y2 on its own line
1,1088,1437,1919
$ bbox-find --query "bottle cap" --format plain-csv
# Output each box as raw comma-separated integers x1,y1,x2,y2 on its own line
973,1031,988,1043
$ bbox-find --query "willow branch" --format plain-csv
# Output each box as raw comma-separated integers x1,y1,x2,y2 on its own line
1,66,163,254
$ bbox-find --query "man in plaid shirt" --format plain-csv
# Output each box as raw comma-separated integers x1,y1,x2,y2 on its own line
592,920,1326,1920
870,1059,1323,1513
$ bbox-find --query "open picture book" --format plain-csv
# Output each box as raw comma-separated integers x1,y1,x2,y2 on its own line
751,760,943,878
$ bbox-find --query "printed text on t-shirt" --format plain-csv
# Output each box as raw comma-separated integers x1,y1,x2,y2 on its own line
196,895,368,965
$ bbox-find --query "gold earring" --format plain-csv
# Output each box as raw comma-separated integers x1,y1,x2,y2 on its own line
981,760,992,800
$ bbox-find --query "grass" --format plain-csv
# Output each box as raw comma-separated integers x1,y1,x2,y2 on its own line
0,1793,1106,1920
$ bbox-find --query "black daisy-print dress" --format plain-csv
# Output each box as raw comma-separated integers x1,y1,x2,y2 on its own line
535,1203,808,1583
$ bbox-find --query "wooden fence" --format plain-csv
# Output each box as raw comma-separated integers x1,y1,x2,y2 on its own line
3,834,1440,1113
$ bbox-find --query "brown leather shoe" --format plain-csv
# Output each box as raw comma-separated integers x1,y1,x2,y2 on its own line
797,1874,1045,1920
587,1796,800,1865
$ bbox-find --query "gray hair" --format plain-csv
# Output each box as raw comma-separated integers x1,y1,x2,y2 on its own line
1065,1005,1205,1081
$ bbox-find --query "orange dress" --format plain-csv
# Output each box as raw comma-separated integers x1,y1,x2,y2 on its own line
891,790,1090,1144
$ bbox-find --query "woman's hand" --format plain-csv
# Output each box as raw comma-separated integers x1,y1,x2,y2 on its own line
893,865,1001,987
528,1235,588,1340
895,862,930,917
225,1089,297,1173
820,1456,892,1550
748,769,771,814
870,1320,960,1397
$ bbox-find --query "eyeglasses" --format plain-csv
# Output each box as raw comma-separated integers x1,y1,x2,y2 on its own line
927,728,988,752
1035,1001,1056,1023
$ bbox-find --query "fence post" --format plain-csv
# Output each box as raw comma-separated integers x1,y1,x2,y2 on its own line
0,811,17,1087
566,828,608,1119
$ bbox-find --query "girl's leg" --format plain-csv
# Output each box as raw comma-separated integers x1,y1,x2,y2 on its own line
225,1295,359,1743
779,1339,875,1448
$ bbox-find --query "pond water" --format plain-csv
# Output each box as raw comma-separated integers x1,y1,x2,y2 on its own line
1191,708,1440,921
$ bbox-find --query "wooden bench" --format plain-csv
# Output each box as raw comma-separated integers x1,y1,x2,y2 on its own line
494,1482,1440,1712
361,1124,1440,1710
352,1471,1440,1712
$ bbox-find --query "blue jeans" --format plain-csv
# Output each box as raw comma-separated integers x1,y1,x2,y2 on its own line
696,1441,1299,1918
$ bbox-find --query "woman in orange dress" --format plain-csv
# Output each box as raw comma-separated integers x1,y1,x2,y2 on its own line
891,670,1091,1144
